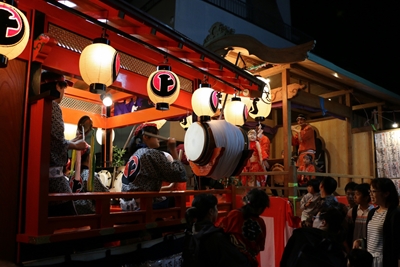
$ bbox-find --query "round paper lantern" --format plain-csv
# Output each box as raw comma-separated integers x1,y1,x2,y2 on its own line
147,65,180,110
249,77,271,121
79,38,120,94
191,83,218,121
0,2,30,68
96,128,115,145
224,96,248,126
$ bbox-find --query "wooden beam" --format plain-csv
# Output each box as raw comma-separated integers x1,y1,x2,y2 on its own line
319,89,353,99
352,102,385,111
255,64,291,78
106,106,187,128
291,90,352,119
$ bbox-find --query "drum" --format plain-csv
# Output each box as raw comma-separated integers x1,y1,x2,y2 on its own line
185,120,248,180
184,122,215,165
271,163,285,185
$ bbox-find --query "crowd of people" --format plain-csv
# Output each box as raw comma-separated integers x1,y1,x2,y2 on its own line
44,70,399,267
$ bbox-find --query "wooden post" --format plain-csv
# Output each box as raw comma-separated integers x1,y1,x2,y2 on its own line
282,68,293,198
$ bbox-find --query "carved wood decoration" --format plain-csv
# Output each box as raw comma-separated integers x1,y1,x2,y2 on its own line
270,83,306,103
32,34,57,63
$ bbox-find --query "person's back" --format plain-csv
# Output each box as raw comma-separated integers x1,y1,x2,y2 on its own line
280,206,347,267
182,194,251,267
218,188,270,266
72,145,109,214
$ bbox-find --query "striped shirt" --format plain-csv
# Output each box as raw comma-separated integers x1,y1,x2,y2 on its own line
347,204,374,241
367,209,387,258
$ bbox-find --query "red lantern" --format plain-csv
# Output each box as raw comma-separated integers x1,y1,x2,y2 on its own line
0,2,30,68
147,65,180,110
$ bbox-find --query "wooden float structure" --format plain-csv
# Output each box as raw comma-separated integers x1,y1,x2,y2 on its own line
2,0,400,265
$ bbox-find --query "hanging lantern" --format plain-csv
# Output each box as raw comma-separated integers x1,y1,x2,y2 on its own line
147,65,180,110
79,37,120,94
191,83,219,121
180,115,193,130
96,128,115,145
224,96,248,126
249,77,272,121
0,2,30,68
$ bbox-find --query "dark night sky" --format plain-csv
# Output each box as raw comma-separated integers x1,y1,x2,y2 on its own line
290,0,399,92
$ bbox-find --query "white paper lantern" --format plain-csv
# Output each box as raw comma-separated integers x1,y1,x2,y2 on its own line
224,96,248,126
79,38,120,93
147,65,180,110
96,128,115,145
249,77,271,121
191,83,218,121
0,2,30,68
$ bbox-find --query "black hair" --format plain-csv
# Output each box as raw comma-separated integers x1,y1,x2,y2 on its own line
186,194,218,225
40,71,67,93
296,114,306,120
354,183,371,202
347,249,373,267
128,125,159,155
318,204,346,234
320,176,337,195
242,188,270,219
306,179,320,193
345,181,358,192
370,177,399,208
303,153,313,162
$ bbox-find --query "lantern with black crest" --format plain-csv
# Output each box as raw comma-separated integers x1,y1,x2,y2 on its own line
0,2,30,68
147,64,180,110
248,76,271,122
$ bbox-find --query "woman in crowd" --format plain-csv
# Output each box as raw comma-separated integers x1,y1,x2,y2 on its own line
353,177,400,267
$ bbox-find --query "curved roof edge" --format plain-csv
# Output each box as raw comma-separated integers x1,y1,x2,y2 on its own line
308,53,400,104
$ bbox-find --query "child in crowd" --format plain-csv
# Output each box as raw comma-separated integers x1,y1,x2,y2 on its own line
346,183,374,247
304,176,339,227
300,179,321,227
297,153,316,187
344,181,358,209
218,188,270,267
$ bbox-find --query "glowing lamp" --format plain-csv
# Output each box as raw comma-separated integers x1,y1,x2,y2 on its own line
0,2,30,68
79,37,120,94
224,96,248,126
147,65,180,110
100,93,112,107
191,83,218,121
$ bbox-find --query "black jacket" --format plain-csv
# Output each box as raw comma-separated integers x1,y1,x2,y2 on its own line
280,227,347,267
366,206,400,267
182,221,251,267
